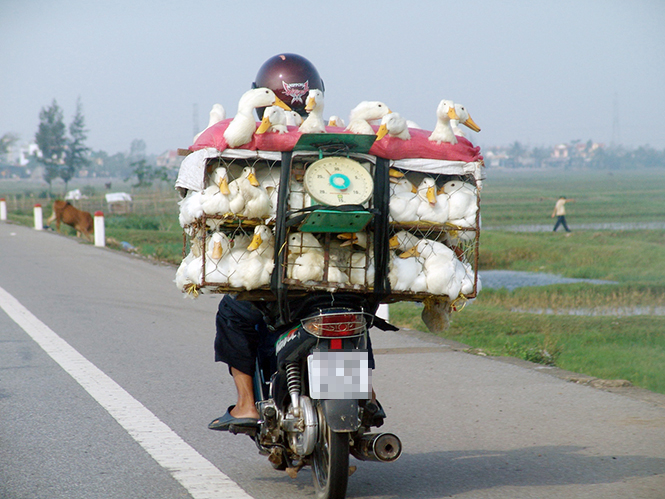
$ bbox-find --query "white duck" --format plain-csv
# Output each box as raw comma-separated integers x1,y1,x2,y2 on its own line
178,190,203,227
327,115,345,127
200,166,231,216
460,260,481,296
450,103,481,138
440,180,478,227
376,112,411,141
224,88,290,148
185,232,226,285
285,111,303,127
288,174,311,211
229,225,275,290
229,166,272,219
388,231,427,292
194,103,226,143
299,89,326,134
288,232,348,284
338,232,373,287
416,177,449,224
389,172,420,223
400,239,465,299
428,100,460,145
203,232,233,284
256,105,288,135
345,101,391,134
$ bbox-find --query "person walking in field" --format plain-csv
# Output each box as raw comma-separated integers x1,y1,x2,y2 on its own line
552,196,574,232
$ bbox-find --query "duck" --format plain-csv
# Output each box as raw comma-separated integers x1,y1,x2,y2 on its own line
200,166,231,216
440,180,478,227
184,232,227,286
399,239,464,299
257,168,280,221
229,166,272,219
389,171,420,223
345,101,391,134
288,173,312,211
388,231,427,292
178,189,203,227
285,111,303,127
338,232,373,287
460,260,481,296
450,103,481,137
229,225,275,289
256,105,288,135
416,177,449,224
194,103,226,143
327,115,345,127
298,89,326,134
223,88,291,148
376,112,411,141
428,100,460,145
203,232,233,284
288,232,348,284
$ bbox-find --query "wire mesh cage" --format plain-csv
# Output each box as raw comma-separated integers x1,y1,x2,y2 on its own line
176,151,481,307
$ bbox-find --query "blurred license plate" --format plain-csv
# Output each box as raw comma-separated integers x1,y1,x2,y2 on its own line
308,350,372,399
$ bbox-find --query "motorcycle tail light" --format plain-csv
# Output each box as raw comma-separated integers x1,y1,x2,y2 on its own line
302,312,367,338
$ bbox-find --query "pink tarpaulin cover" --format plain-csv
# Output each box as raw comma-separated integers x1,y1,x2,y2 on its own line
190,119,482,163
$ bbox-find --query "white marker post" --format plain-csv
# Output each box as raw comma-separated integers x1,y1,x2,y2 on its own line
94,211,105,247
33,204,43,230
0,198,7,221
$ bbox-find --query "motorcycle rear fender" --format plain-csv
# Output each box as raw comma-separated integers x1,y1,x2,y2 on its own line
320,399,361,432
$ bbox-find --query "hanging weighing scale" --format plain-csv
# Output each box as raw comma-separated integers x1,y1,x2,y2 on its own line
293,134,376,232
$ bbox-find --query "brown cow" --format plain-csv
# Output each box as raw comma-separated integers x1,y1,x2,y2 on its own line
46,200,94,241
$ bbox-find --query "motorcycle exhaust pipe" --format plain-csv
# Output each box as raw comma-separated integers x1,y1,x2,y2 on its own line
351,432,402,463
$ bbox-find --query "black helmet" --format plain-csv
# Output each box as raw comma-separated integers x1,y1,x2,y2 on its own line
253,53,325,119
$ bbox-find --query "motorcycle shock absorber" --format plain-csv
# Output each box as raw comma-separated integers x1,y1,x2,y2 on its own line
285,362,301,411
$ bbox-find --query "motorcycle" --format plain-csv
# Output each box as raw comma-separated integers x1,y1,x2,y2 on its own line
228,292,402,499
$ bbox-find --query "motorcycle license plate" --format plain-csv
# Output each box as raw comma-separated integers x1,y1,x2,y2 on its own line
307,350,372,399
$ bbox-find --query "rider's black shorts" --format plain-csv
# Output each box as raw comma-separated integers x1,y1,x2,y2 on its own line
214,294,266,376
214,294,375,377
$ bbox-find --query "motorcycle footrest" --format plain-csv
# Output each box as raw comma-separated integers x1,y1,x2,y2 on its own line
229,423,259,437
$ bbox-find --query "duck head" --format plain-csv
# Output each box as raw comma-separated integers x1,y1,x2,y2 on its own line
237,87,291,116
210,167,230,194
376,112,409,140
240,166,260,187
454,103,481,132
256,105,287,134
349,101,392,122
417,177,439,205
436,100,459,123
305,89,324,113
248,225,274,251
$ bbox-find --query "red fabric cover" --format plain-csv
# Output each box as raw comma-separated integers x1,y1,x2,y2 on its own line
190,119,482,163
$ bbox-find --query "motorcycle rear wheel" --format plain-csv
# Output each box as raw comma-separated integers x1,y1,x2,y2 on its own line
312,404,349,499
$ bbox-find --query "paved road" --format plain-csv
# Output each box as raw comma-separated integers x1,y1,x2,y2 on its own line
1,222,664,499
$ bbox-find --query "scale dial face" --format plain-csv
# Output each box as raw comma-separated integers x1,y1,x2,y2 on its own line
303,157,374,206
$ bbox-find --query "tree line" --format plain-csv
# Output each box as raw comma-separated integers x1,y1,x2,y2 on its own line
488,140,665,170
0,99,169,193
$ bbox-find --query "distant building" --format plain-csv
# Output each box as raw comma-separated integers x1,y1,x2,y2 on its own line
156,150,181,170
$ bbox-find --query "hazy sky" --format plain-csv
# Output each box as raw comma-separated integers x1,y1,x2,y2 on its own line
2,0,664,155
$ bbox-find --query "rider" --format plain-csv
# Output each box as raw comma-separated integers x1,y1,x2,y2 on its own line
209,54,345,431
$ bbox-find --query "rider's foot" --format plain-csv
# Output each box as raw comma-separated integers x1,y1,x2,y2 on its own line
230,404,260,420
209,405,259,431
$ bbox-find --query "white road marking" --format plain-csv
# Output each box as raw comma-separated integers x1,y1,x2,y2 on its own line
0,285,254,499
